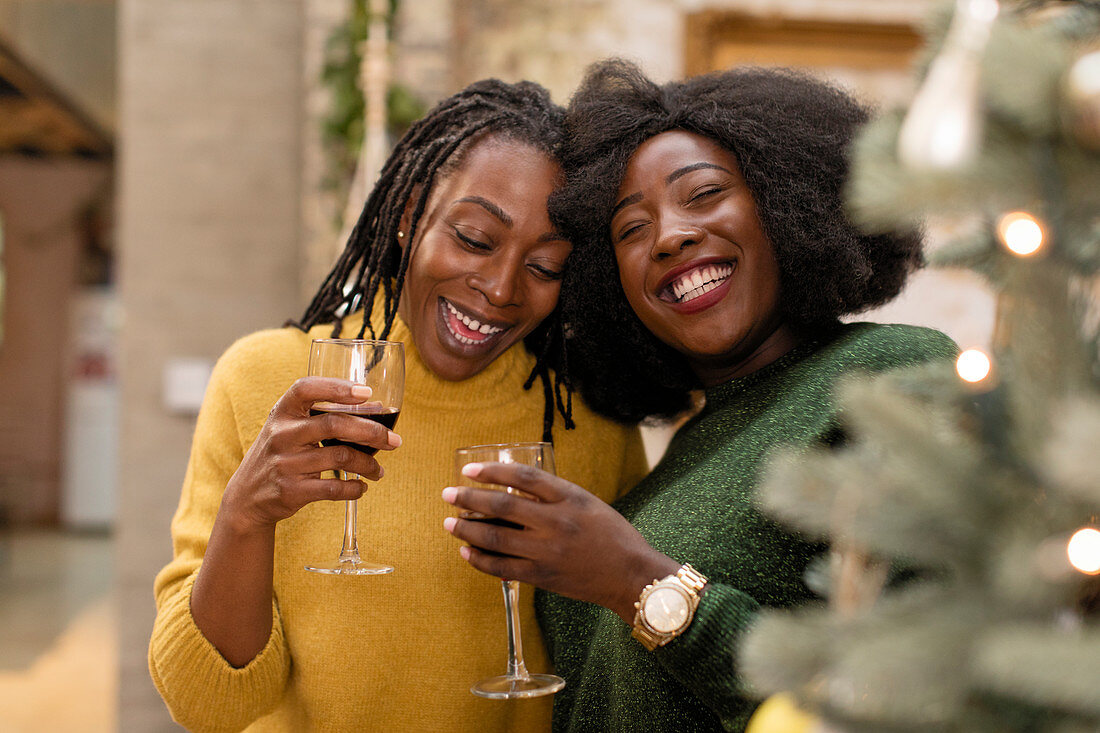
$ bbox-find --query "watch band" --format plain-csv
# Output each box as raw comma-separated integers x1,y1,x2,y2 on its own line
631,564,708,651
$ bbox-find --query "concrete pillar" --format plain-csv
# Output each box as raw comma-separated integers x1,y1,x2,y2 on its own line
116,1,304,728
0,158,108,524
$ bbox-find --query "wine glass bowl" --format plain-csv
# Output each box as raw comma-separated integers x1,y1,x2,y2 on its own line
304,338,404,575
454,442,565,699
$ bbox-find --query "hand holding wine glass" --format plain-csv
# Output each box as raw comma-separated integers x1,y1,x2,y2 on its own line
304,338,404,575
444,459,677,626
451,442,565,699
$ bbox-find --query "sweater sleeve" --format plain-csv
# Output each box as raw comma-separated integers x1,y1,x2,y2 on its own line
643,325,960,729
651,583,762,730
148,346,292,733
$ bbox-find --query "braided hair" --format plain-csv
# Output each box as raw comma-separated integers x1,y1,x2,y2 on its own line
292,78,574,441
550,60,924,423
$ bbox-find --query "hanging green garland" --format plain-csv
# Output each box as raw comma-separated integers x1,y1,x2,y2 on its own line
320,0,426,201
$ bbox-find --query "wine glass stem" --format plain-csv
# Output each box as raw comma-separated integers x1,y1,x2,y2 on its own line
501,579,530,680
338,472,361,564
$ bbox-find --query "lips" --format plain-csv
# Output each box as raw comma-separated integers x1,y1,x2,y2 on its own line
440,298,509,347
658,260,735,304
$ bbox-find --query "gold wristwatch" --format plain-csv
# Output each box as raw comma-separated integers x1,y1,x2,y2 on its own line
631,564,708,651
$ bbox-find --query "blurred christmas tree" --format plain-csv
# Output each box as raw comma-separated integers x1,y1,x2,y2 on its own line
740,1,1100,731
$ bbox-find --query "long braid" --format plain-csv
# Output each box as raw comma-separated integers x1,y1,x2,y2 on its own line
291,79,575,441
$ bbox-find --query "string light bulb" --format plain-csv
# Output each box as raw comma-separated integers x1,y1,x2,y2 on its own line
897,0,1000,170
956,348,992,383
997,211,1044,256
1067,528,1100,575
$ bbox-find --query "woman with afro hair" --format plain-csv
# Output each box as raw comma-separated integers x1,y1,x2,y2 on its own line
443,60,957,731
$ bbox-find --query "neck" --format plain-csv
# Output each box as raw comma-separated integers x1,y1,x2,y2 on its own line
690,323,803,388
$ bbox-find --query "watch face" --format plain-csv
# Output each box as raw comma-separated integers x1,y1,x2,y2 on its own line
642,586,690,633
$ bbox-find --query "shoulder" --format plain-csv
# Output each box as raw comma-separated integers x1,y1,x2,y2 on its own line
816,322,958,373
216,327,312,373
208,326,311,400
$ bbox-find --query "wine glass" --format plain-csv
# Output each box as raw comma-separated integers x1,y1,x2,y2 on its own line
454,442,566,699
304,338,403,575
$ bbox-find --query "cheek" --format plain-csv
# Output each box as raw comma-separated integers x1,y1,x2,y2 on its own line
616,258,649,317
406,241,459,295
526,281,563,327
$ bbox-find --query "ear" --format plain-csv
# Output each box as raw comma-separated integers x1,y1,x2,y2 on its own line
397,186,422,250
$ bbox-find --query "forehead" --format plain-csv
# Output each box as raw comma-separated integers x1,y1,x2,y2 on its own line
441,138,561,192
620,130,741,188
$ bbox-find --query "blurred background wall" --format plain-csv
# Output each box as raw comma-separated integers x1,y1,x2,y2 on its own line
0,0,997,729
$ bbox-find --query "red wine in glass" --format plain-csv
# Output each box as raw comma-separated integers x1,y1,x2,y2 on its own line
309,403,400,455
304,338,403,576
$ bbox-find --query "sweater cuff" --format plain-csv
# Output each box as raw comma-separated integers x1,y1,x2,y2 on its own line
149,572,290,733
654,583,760,722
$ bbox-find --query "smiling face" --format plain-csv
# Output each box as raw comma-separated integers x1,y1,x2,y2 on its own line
610,130,799,386
397,137,571,382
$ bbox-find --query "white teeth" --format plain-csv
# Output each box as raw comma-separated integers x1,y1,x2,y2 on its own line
444,300,504,343
668,263,733,303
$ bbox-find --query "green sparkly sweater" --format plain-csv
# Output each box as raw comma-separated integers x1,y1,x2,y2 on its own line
535,322,958,732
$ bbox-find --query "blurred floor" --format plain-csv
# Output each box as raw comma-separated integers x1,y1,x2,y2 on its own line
0,529,116,732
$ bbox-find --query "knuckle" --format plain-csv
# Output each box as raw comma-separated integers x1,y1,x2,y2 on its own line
513,464,539,483
331,445,354,466
486,491,512,515
481,523,503,548
323,413,344,435
558,516,581,537
480,555,505,577
268,454,288,478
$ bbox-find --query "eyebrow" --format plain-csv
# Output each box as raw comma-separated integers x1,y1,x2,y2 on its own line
667,162,731,183
456,196,513,227
610,192,643,218
611,162,734,217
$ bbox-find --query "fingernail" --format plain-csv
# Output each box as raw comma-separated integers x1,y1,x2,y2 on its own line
461,463,483,478
351,385,372,399
388,431,402,448
441,487,458,503
459,546,471,560
443,516,457,532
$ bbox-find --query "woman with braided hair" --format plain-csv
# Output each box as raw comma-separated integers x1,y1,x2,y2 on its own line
443,61,957,731
149,78,646,732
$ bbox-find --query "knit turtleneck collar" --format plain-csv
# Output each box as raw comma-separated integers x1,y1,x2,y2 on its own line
701,329,838,411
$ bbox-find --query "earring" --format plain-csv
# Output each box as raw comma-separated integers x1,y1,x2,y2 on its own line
397,230,405,239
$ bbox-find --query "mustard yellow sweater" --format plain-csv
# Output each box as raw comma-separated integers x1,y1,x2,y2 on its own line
149,312,647,733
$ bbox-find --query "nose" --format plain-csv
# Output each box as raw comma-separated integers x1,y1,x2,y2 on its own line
468,255,522,307
651,216,703,260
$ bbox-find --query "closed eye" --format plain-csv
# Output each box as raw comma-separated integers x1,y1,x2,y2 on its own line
687,185,723,204
454,228,492,251
528,262,565,280
614,221,650,244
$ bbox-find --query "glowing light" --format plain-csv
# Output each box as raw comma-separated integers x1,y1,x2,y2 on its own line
997,211,1044,256
1067,50,1100,99
1067,528,1100,575
955,348,992,383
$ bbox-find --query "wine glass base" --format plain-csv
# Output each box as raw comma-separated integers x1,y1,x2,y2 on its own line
303,560,393,575
470,673,565,699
